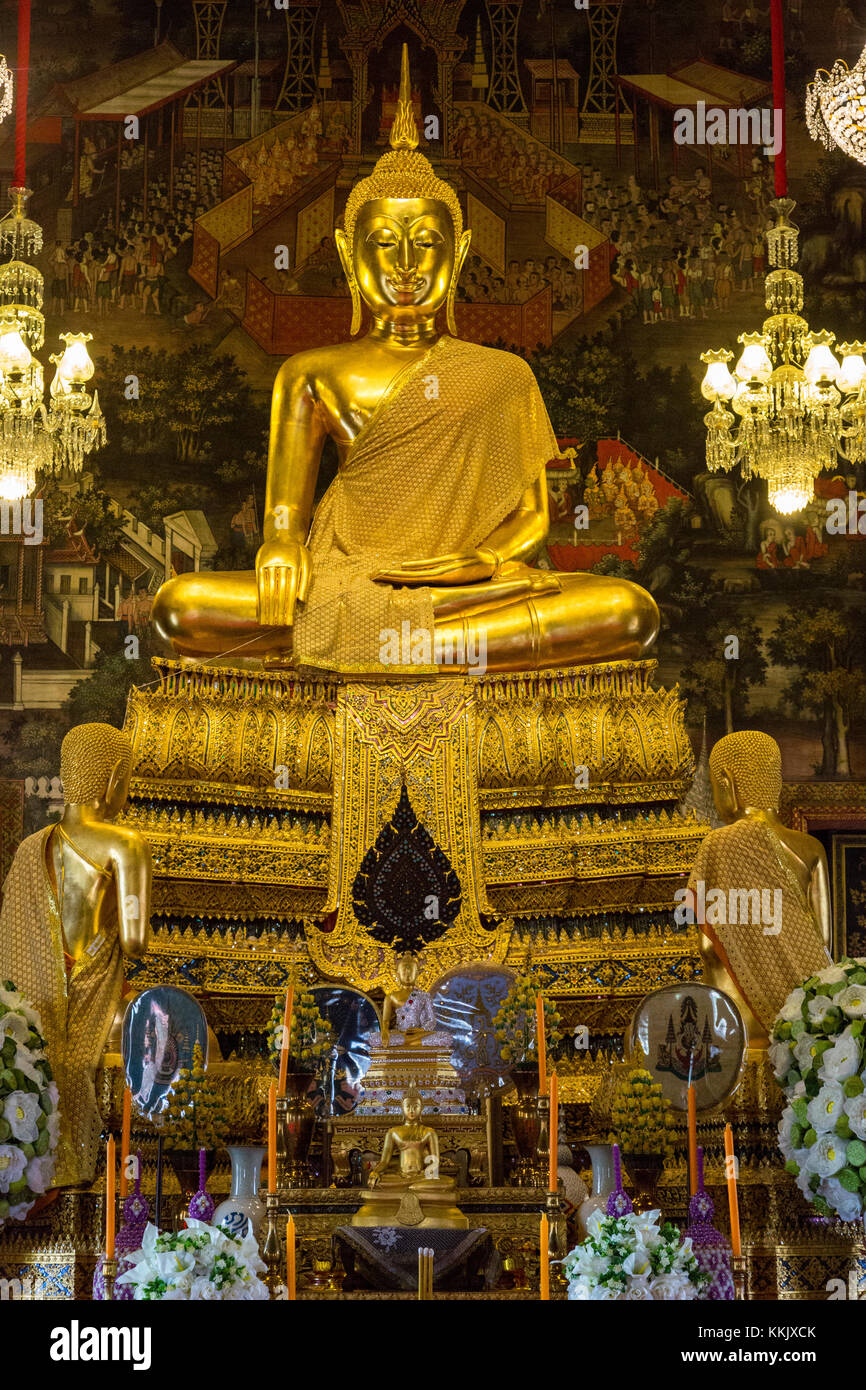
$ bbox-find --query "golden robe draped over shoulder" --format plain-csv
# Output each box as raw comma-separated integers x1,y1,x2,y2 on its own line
292,337,559,674
688,819,831,1033
0,828,123,1186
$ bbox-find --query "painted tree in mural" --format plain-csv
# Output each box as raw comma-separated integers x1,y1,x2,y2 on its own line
100,344,262,468
678,609,767,735
769,606,866,777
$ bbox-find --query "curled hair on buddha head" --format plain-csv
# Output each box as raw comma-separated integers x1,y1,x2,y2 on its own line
403,1082,423,1111
338,44,467,336
60,722,133,805
709,731,782,813
342,46,463,249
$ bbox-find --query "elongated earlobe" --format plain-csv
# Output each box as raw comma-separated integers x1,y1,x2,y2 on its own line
335,228,361,336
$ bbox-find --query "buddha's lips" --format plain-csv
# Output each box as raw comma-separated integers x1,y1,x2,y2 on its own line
387,274,424,299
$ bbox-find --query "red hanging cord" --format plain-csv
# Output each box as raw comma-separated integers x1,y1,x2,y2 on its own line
14,0,30,188
770,0,787,197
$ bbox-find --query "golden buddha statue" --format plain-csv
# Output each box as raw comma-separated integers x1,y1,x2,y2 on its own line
362,948,467,1114
380,949,440,1047
0,723,152,1185
153,46,658,675
687,731,831,1047
352,1084,468,1229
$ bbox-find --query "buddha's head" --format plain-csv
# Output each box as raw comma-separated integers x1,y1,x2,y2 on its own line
395,950,420,988
60,722,133,820
708,731,783,822
402,1085,423,1123
335,45,470,336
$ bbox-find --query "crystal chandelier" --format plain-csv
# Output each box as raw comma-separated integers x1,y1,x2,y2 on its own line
0,186,106,499
0,57,11,123
699,198,866,515
806,44,866,163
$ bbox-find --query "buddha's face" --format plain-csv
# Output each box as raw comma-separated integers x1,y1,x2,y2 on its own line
348,197,460,323
395,952,419,986
403,1095,422,1123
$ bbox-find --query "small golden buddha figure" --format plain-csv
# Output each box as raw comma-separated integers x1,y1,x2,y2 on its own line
0,723,152,1185
687,731,832,1047
362,948,466,1115
352,1085,468,1228
153,46,658,675
379,949,442,1048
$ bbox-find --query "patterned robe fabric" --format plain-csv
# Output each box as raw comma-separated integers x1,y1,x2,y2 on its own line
0,828,124,1186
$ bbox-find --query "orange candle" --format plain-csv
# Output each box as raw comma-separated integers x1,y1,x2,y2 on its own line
277,984,295,1097
268,1081,277,1193
535,992,547,1093
548,1072,558,1192
286,1211,296,1300
687,1083,698,1196
105,1135,116,1259
724,1123,742,1256
540,1213,550,1300
119,1086,132,1198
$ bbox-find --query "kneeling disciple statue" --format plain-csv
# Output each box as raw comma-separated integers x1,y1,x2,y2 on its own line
0,723,152,1185
688,731,831,1047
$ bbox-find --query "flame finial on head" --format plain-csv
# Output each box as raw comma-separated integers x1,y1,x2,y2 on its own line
390,43,419,152
341,43,463,246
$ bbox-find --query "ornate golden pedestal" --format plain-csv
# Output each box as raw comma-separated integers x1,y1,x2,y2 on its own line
351,1183,469,1230
118,656,704,1014
359,1040,467,1115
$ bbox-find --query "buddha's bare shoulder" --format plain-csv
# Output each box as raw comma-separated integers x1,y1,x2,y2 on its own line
83,822,151,860
779,823,828,868
273,340,379,395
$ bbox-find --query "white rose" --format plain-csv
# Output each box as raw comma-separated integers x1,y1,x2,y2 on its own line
769,1040,794,1081
838,985,866,1020
844,1093,866,1140
806,1082,846,1134
820,1177,863,1223
816,966,848,984
778,987,807,1022
804,1132,847,1178
622,1275,653,1300
820,1033,863,1083
794,1034,820,1073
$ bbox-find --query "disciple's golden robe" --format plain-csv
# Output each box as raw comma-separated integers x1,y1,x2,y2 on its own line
688,819,831,1033
292,337,558,673
0,829,124,1186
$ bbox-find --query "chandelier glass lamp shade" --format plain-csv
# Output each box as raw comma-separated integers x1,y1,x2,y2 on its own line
0,0,106,499
0,188,106,499
806,45,866,163
0,57,12,123
699,199,866,515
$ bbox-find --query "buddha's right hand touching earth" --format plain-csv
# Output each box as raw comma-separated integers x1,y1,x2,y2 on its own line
256,537,312,626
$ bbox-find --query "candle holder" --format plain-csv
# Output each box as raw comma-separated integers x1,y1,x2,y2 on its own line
276,1086,315,1188
545,1188,568,1260
731,1253,748,1301
536,1091,550,1189
101,1256,117,1302
262,1192,283,1299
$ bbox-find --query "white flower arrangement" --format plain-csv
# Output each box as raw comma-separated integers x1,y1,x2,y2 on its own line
0,982,58,1226
117,1221,269,1301
771,957,866,1223
562,1208,709,1301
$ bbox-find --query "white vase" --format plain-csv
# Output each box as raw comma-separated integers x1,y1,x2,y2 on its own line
577,1143,615,1238
213,1145,266,1242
